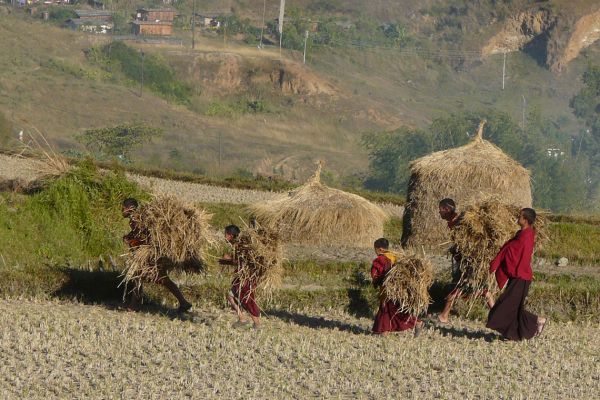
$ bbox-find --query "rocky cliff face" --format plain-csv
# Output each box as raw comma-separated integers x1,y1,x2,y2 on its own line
483,5,600,72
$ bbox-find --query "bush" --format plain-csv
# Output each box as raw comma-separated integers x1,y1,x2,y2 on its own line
0,161,148,267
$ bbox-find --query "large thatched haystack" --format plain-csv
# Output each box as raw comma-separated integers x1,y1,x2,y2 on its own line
248,163,388,247
401,121,532,248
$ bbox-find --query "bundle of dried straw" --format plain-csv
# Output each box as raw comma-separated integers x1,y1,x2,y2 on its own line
122,196,214,287
382,252,434,317
234,226,283,299
451,199,548,296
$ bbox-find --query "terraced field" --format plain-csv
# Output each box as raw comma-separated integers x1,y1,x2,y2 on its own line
0,299,598,399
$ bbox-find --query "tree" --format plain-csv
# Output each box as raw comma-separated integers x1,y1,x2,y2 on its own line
76,124,162,162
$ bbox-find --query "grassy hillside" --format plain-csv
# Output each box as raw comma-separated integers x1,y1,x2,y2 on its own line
0,2,599,183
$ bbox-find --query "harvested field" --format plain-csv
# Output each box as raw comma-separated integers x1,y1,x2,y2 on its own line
0,299,598,399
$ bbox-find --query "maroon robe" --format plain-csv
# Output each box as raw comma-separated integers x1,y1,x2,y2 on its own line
371,252,418,333
230,276,260,317
487,227,539,341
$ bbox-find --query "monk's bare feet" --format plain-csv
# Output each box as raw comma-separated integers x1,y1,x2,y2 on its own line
536,317,547,336
437,314,449,325
413,321,424,338
232,320,251,328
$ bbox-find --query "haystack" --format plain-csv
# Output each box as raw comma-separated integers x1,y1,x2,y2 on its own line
451,199,548,297
382,251,434,317
234,225,283,300
401,121,532,248
248,163,388,247
122,196,214,288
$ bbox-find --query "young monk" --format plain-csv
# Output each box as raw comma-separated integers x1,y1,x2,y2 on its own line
486,208,547,341
437,198,495,323
219,224,261,329
371,238,423,335
122,198,192,313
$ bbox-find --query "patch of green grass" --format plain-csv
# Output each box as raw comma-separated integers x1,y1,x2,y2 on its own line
539,223,600,264
0,161,148,268
384,216,403,245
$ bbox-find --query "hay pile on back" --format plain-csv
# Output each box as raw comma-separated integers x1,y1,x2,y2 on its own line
401,121,532,248
234,226,283,299
248,163,387,247
382,252,434,317
122,196,214,287
451,199,548,296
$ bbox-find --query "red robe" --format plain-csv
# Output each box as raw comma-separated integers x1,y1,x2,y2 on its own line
230,276,260,317
371,252,418,333
490,227,535,290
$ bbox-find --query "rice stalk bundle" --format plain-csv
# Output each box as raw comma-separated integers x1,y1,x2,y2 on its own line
451,199,548,299
121,245,162,289
122,196,214,288
248,163,387,247
382,252,434,317
234,226,283,300
130,196,214,263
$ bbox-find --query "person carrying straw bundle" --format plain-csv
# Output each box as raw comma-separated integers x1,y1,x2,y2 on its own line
437,198,495,324
371,238,427,336
219,223,282,329
121,196,213,313
486,208,547,340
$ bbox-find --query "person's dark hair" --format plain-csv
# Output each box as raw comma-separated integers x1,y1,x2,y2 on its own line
122,198,139,209
225,224,241,238
521,208,536,225
374,238,389,250
439,198,456,211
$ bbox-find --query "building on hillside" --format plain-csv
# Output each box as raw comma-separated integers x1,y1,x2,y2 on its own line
136,8,175,22
132,8,175,36
67,18,113,34
132,20,173,36
74,9,112,21
193,11,231,29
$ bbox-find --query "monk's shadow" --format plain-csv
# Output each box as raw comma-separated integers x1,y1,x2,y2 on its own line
53,266,179,317
430,323,500,342
266,309,371,335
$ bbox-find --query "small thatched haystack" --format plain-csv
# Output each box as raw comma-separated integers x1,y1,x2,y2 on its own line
122,196,214,288
248,163,387,247
234,225,283,300
382,251,434,317
401,121,532,248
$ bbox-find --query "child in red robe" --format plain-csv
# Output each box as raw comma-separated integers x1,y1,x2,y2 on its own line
486,208,547,341
371,238,423,335
219,225,261,329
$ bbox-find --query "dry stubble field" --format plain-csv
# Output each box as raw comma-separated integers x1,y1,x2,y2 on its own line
1,299,599,399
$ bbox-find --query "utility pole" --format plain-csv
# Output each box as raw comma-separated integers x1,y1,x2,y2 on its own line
303,30,309,64
502,52,506,90
521,95,526,131
139,50,145,97
259,0,266,49
218,132,222,170
223,21,227,46
278,0,285,56
191,0,196,49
